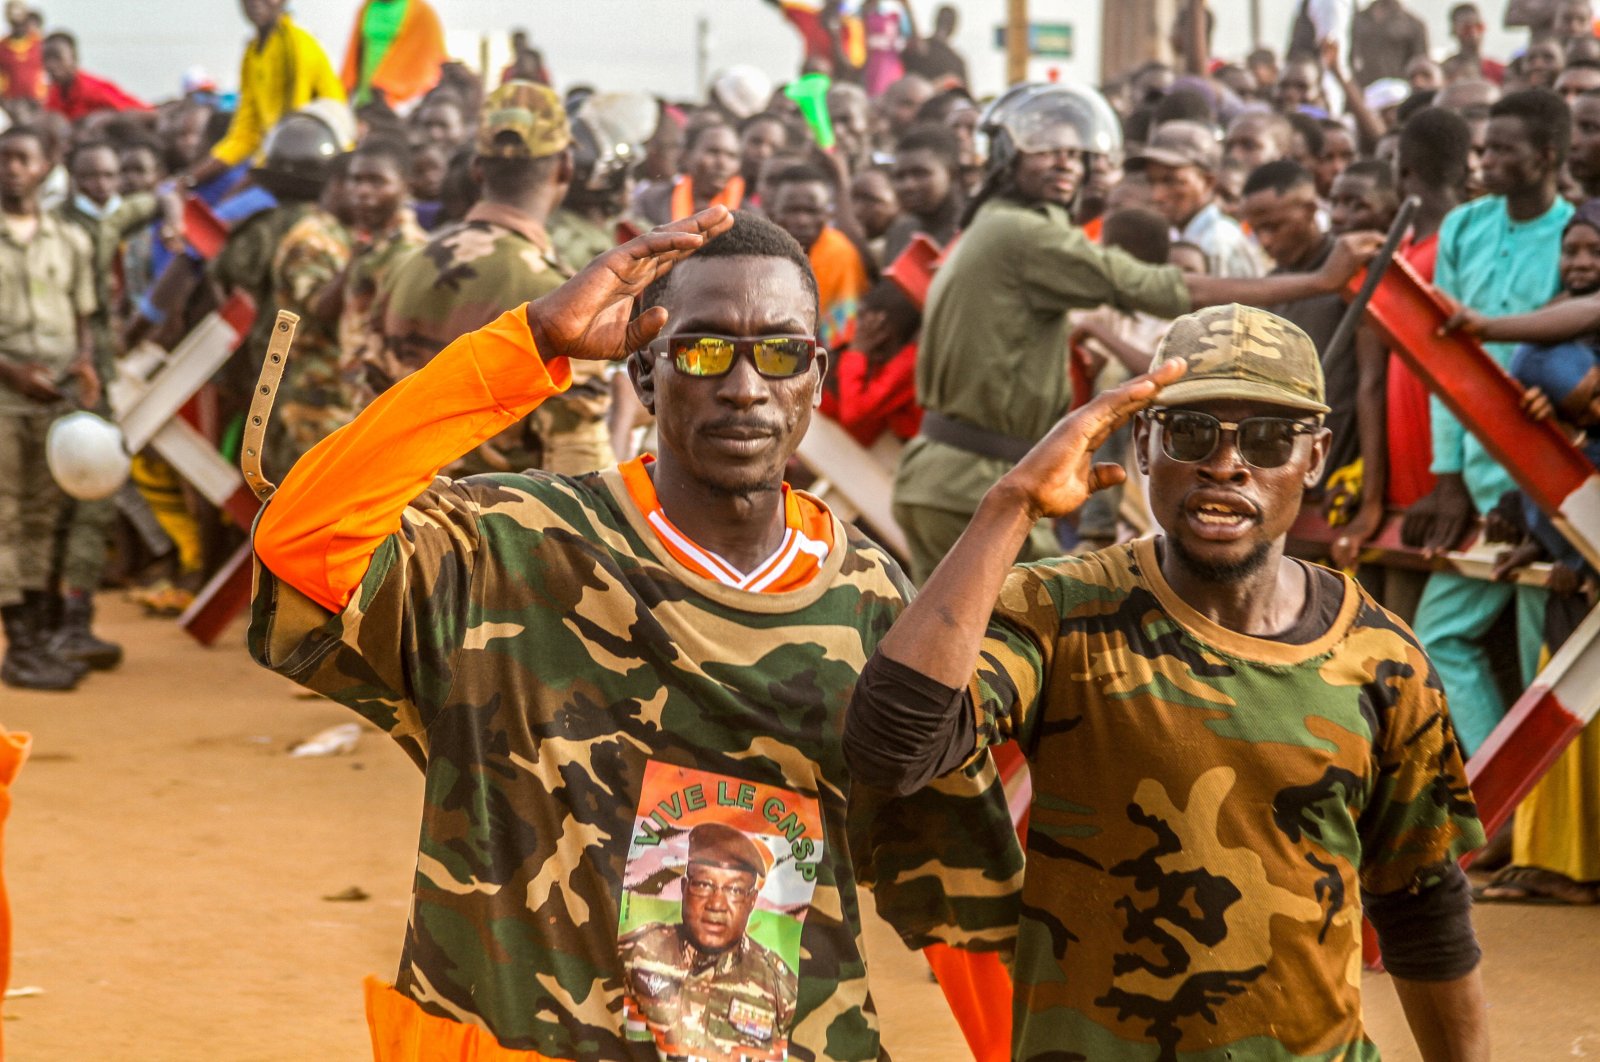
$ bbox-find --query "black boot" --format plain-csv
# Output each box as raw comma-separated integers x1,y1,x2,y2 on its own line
22,591,88,682
47,591,123,671
1,603,81,691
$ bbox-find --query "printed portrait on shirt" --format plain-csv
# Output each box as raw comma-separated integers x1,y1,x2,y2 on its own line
617,762,823,1062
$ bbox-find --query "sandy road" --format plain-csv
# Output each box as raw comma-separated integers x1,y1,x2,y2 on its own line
2,596,1596,1060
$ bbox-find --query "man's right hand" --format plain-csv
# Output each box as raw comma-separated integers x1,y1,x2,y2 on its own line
525,207,736,364
1319,232,1385,293
0,361,64,403
993,359,1188,522
1400,472,1477,556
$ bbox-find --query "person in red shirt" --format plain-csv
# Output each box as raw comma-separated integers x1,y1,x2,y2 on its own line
830,279,922,447
0,1,44,103
41,32,149,121
1387,108,1472,511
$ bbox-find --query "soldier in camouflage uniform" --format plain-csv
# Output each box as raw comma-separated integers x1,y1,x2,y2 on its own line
208,110,342,407
266,168,352,479
848,305,1491,1061
250,209,1022,1059
619,823,798,1058
366,81,615,476
333,140,425,392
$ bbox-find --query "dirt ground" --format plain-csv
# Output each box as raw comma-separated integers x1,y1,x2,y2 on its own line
3,596,1598,1060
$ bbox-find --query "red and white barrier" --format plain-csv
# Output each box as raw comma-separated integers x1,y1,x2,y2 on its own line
1357,258,1600,837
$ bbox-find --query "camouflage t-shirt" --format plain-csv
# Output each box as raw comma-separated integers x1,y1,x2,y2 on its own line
968,537,1484,1062
365,202,611,472
249,466,1022,1061
269,208,353,477
338,206,427,383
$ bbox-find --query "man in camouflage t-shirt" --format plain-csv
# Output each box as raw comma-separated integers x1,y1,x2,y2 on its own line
250,208,1021,1060
847,305,1490,1061
365,80,615,476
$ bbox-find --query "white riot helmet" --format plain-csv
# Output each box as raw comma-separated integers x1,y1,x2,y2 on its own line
47,411,130,501
981,82,1123,181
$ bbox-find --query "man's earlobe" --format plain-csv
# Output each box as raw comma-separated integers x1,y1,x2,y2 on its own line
628,351,657,415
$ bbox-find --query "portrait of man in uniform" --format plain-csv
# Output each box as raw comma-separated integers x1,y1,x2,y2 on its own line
619,821,800,1059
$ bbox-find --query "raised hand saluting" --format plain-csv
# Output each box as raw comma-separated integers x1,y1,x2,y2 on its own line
995,358,1190,522
526,207,735,363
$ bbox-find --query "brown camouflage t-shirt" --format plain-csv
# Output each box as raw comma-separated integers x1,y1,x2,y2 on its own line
968,538,1484,1062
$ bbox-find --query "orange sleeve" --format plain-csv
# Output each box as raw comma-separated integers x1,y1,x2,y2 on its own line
252,305,573,613
0,727,29,1062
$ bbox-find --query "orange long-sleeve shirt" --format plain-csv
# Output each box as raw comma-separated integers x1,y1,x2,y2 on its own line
253,306,572,613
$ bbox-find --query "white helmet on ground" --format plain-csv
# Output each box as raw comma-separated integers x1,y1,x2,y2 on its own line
47,412,130,501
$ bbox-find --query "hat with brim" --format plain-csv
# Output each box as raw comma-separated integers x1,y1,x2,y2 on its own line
1155,376,1331,414
1126,119,1222,174
1150,304,1331,414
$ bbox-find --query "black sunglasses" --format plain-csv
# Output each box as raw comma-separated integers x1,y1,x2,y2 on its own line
649,334,820,379
1144,408,1320,469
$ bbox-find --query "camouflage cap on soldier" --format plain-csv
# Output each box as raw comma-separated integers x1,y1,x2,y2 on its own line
478,80,572,159
688,823,772,880
1148,303,1330,414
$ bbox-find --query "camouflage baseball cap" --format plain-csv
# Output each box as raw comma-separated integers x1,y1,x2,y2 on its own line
1149,304,1330,414
477,80,572,159
688,823,772,880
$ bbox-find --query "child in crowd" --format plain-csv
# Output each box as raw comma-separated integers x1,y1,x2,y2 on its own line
828,279,922,449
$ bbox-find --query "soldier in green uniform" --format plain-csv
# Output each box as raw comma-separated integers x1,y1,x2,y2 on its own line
890,83,1386,583
366,81,616,476
266,158,353,480
619,823,798,1057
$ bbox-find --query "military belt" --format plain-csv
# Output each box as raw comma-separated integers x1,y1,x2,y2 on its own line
917,410,1036,464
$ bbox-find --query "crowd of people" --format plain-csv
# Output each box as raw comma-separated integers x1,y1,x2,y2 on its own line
3,0,1600,1057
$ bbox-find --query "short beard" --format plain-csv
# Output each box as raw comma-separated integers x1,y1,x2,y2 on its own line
696,470,783,501
1169,535,1273,584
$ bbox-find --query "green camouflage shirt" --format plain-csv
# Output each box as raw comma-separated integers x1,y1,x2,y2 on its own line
618,922,798,1056
210,201,317,394
268,208,352,477
249,467,1022,1060
367,201,571,390
548,207,618,271
338,207,426,385
968,538,1485,1062
365,202,609,472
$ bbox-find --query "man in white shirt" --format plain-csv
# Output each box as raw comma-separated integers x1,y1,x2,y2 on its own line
1131,119,1262,278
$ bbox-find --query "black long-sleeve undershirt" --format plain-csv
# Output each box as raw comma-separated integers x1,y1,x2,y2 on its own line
843,558,1480,981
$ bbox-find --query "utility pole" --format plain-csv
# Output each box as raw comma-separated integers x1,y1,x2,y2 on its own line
1101,0,1177,79
695,15,711,99
1006,0,1029,86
